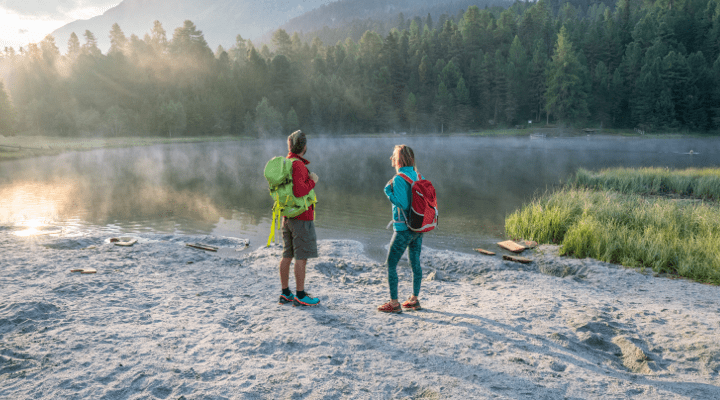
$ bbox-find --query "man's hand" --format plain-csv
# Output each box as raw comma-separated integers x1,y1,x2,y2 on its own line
309,172,319,183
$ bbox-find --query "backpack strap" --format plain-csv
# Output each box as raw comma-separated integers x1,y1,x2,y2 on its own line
397,172,423,184
387,172,419,229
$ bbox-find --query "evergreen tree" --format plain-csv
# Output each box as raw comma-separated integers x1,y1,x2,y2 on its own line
170,20,212,61
254,97,283,137
405,92,418,131
632,58,672,129
435,81,453,131
82,30,102,57
272,29,293,58
712,54,720,128
109,23,128,55
507,36,529,123
545,26,589,123
683,51,710,129
0,80,16,135
231,35,247,65
455,76,473,129
67,32,81,59
461,6,483,57
39,35,60,66
591,61,611,126
661,51,689,127
158,100,186,137
286,107,299,131
148,21,168,55
492,51,509,124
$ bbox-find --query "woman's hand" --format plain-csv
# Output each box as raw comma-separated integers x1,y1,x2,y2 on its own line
309,172,319,183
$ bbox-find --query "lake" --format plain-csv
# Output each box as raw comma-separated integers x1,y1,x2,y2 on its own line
1,134,718,261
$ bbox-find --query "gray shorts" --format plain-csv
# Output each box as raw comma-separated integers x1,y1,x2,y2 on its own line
282,218,318,260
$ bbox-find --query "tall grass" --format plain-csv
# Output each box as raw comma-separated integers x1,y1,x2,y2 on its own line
572,167,720,200
506,187,720,284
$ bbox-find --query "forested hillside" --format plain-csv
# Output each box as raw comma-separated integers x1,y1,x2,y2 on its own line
1,0,719,137
275,0,613,44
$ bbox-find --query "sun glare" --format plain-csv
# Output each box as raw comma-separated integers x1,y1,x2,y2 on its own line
14,218,52,237
1,182,74,237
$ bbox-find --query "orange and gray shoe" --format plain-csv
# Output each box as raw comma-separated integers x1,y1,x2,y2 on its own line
293,293,320,306
279,293,295,304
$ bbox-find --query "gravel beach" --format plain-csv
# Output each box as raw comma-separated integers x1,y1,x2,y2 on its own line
1,230,719,399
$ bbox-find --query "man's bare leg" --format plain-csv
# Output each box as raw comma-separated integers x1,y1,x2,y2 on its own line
294,259,307,292
279,257,292,290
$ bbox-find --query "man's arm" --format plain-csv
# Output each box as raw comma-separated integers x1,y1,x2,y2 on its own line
292,160,315,198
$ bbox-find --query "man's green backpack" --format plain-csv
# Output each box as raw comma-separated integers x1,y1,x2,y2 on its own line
263,157,317,246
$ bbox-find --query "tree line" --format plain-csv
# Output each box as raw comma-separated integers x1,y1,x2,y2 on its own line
1,0,720,137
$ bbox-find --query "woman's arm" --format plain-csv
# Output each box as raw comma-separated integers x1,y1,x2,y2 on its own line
384,175,410,210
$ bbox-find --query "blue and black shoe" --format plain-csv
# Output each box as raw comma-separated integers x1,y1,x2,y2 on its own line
279,292,295,304
293,293,320,307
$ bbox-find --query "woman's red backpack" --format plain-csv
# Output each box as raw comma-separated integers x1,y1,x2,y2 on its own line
398,172,438,232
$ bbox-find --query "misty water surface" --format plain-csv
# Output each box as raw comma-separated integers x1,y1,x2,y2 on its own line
1,135,719,260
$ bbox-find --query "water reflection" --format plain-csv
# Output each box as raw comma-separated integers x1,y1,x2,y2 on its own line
0,135,718,256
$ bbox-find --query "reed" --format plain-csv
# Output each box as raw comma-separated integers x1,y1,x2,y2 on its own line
572,167,720,200
506,187,720,284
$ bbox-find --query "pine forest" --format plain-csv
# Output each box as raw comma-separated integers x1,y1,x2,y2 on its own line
1,0,720,137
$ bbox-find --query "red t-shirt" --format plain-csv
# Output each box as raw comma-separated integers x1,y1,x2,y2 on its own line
287,152,315,220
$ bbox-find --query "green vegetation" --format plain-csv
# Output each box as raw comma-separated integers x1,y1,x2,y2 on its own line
506,168,720,284
572,167,720,200
2,0,720,138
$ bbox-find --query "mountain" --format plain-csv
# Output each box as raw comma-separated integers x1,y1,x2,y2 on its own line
278,0,510,34
268,0,514,45
50,0,334,52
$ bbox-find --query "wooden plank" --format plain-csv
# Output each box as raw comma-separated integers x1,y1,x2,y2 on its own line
474,248,496,256
497,240,526,253
503,255,532,264
186,243,218,252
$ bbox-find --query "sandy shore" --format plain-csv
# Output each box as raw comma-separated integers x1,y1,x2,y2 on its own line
1,229,719,399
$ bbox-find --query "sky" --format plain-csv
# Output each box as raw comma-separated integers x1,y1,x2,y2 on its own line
1,0,120,50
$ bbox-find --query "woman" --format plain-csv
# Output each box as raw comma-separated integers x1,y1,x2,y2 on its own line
378,144,424,313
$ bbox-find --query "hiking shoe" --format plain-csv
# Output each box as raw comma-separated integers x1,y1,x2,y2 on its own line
401,298,421,310
293,293,320,307
377,301,402,314
279,292,295,304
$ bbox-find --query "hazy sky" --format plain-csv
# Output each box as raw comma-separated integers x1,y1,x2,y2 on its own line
1,0,120,50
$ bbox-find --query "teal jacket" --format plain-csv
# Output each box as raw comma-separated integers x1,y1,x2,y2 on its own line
384,166,420,232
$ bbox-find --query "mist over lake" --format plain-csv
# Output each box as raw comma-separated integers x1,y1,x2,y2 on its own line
2,134,718,260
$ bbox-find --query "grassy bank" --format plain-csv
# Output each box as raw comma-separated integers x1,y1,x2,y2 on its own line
573,167,720,200
0,136,252,161
506,168,720,284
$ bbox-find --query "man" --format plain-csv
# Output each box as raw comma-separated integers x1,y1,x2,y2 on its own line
278,130,321,306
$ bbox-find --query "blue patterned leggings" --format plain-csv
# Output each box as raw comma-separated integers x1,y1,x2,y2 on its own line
386,230,424,300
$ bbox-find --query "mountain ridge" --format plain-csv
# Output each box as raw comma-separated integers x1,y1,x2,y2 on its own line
50,0,333,52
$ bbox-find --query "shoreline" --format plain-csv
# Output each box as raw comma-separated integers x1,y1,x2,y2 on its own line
0,135,254,162
3,130,717,162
